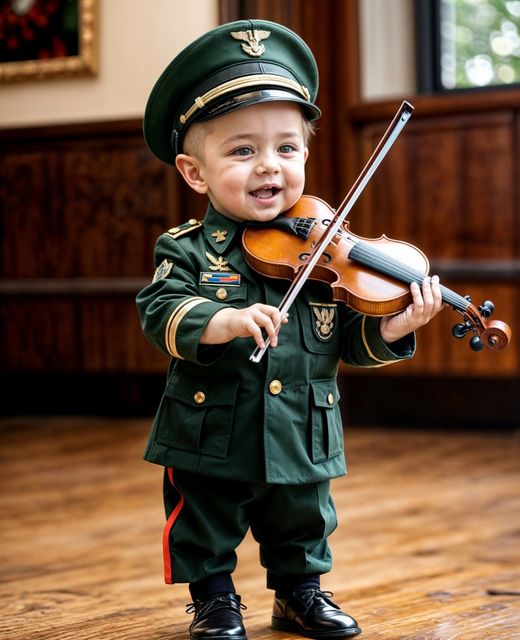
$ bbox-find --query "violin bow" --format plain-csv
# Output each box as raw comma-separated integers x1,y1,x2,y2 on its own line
250,100,415,363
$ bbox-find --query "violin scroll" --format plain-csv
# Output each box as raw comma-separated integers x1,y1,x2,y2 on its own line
451,298,512,352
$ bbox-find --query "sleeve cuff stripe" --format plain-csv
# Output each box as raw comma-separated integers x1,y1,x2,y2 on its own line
165,297,211,359
361,316,394,366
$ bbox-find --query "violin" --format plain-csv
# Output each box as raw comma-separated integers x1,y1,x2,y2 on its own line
242,194,511,357
241,101,511,363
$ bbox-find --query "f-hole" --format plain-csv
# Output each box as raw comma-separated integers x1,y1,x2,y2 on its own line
299,252,333,263
298,219,339,262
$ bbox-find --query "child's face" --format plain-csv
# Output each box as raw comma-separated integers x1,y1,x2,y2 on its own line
184,102,309,222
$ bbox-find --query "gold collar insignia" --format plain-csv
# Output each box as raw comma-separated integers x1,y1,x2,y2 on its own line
212,229,228,243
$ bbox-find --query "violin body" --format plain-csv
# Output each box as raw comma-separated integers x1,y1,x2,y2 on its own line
243,195,511,352
243,195,430,317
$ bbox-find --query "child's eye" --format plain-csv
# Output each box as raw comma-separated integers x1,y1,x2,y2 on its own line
279,144,297,153
232,147,253,156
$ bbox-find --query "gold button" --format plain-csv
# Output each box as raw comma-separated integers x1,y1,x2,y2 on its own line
189,218,197,225
216,287,227,300
269,380,283,395
327,392,334,405
194,391,206,404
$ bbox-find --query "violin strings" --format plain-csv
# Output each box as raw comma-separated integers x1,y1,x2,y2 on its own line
349,241,469,312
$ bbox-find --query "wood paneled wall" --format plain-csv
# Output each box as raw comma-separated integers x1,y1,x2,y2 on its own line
0,1,518,422
348,93,519,379
0,121,201,379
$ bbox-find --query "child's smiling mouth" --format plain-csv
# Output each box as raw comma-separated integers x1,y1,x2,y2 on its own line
250,187,281,199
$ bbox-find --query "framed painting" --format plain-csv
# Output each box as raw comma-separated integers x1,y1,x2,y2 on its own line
0,0,97,82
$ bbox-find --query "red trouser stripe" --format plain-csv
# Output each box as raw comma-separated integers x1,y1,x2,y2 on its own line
163,467,185,584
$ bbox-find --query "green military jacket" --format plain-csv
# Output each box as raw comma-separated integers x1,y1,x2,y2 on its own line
136,204,415,484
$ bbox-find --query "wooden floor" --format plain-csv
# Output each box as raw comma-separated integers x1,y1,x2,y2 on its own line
1,416,519,640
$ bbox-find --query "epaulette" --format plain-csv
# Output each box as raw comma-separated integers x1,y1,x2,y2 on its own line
166,218,202,239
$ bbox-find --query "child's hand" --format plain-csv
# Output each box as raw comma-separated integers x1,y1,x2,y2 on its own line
379,275,444,344
200,303,288,348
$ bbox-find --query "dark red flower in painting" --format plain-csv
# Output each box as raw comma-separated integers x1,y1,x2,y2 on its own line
0,0,79,63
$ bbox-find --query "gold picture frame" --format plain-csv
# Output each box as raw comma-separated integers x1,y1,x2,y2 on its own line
0,0,98,82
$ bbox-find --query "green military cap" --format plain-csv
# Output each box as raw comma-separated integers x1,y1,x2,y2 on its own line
143,19,321,164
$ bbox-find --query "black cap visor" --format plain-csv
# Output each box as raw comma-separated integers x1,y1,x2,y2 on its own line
199,88,321,122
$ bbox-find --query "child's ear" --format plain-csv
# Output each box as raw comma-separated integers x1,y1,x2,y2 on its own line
175,154,208,194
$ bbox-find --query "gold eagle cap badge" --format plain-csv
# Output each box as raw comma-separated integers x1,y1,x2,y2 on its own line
230,29,271,57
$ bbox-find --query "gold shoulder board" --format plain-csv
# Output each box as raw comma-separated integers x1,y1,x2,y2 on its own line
167,218,202,239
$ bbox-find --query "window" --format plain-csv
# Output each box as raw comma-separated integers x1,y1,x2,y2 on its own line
416,0,520,91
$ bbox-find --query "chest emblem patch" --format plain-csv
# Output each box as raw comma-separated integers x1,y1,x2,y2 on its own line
205,251,231,272
310,302,336,341
152,259,173,282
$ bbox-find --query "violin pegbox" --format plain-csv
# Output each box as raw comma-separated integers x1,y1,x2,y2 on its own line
451,297,510,352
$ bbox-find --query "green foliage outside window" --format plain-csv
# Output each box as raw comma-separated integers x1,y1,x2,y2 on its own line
440,0,520,88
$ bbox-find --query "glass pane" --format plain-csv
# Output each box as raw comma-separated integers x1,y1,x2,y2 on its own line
439,0,520,89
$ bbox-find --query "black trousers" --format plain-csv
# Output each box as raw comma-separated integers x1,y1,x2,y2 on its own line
162,467,338,586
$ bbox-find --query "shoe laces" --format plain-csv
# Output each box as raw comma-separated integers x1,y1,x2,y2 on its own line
292,588,335,615
186,593,247,618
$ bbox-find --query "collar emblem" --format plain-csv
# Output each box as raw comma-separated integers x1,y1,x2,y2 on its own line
205,251,231,271
212,229,228,243
230,29,271,57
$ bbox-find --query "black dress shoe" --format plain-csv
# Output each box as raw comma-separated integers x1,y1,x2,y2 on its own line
272,588,361,638
187,592,247,640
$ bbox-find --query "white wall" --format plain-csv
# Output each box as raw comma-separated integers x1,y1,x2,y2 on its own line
0,0,218,128
360,0,416,100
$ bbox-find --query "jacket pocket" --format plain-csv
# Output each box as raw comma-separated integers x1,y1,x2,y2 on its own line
156,373,239,459
309,379,343,463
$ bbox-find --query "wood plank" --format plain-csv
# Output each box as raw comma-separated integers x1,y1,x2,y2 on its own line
0,417,518,639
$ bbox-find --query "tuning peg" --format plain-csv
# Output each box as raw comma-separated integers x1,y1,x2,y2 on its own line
479,300,495,318
469,335,484,351
452,322,470,339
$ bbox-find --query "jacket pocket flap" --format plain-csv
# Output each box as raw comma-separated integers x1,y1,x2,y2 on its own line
165,373,239,407
310,379,340,408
